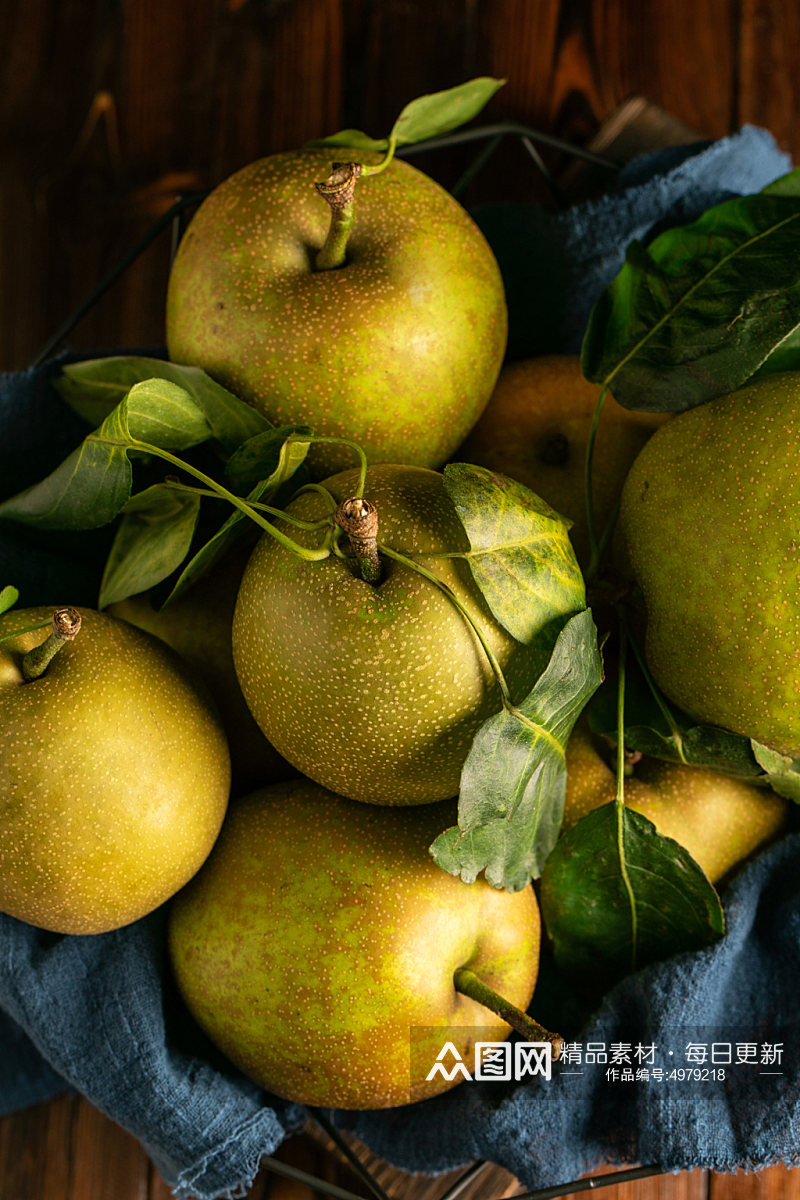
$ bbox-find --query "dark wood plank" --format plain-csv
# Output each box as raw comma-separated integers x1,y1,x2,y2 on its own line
589,0,737,140
481,0,737,146
68,1097,149,1200
710,1165,800,1200
0,1094,77,1198
562,1166,709,1200
1,1098,799,1200
0,0,121,369
737,0,800,155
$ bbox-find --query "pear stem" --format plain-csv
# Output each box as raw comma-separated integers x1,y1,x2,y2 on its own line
22,607,82,681
315,162,362,270
335,497,381,583
453,966,563,1060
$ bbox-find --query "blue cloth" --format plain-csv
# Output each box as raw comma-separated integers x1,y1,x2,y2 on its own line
344,832,800,1182
474,123,792,358
1,126,797,1198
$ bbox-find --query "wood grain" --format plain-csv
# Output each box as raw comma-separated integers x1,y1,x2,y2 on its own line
3,0,800,369
3,1097,799,1198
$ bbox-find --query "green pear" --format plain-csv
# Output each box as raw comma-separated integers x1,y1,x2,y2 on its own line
619,373,800,755
457,355,667,568
165,148,507,476
232,464,576,805
108,549,294,795
562,720,788,883
167,779,541,1110
0,607,230,934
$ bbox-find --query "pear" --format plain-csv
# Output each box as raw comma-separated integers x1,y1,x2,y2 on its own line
0,607,230,934
457,356,666,567
166,148,507,476
562,720,788,883
619,372,800,755
167,779,541,1110
108,549,294,794
231,464,575,805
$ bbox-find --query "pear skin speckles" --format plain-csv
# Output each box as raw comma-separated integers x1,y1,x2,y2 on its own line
619,372,800,755
166,148,507,476
167,780,540,1109
0,608,231,933
232,466,547,805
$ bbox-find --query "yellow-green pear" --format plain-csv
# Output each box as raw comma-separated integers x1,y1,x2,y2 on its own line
168,779,541,1109
0,607,230,934
563,720,788,883
457,356,666,567
231,464,581,806
166,148,507,477
109,550,294,794
619,373,800,756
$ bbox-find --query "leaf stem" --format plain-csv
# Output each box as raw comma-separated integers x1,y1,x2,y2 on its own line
614,608,638,971
113,436,331,563
583,384,607,583
377,545,513,704
292,483,339,514
309,437,369,497
162,481,332,532
360,131,398,177
453,967,563,1059
620,607,689,764
22,608,82,681
0,620,52,646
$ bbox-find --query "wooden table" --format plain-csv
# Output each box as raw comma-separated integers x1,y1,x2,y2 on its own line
1,1092,796,1200
2,1,800,1197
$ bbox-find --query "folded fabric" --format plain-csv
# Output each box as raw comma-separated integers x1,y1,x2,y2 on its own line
0,125,796,1199
343,830,800,1184
474,123,792,359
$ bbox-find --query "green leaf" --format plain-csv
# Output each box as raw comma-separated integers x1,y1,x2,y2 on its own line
587,664,765,780
761,168,800,197
162,478,274,606
390,77,505,147
582,193,800,412
430,609,602,891
305,129,389,154
225,426,312,494
306,77,505,154
588,654,800,801
56,357,269,453
751,741,800,802
0,379,211,531
540,803,725,979
99,484,202,608
444,463,585,649
165,432,313,604
752,324,800,377
0,586,19,615
122,379,212,448
0,429,132,530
